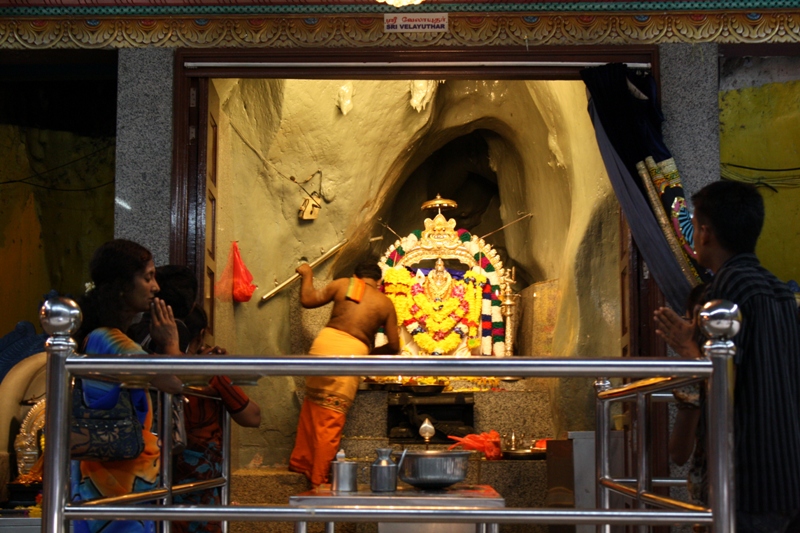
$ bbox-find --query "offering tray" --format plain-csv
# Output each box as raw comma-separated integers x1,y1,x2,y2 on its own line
501,448,546,460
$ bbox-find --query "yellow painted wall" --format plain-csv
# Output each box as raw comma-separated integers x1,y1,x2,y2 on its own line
719,81,800,285
0,125,48,334
0,125,115,335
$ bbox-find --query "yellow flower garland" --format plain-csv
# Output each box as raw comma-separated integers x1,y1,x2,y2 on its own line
383,267,487,354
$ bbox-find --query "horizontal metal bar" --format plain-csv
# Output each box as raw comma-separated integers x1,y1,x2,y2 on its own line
65,355,713,379
171,478,227,497
612,477,687,488
652,391,678,402
184,61,652,70
598,376,706,401
71,479,227,507
73,488,170,507
181,388,224,400
600,479,707,512
639,490,708,513
63,505,710,526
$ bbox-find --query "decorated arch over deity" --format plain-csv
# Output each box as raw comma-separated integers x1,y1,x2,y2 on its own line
378,196,518,357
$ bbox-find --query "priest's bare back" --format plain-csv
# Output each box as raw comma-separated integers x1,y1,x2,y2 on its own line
296,262,400,354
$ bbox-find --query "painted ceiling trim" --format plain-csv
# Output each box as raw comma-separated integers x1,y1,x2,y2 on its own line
0,11,798,48
2,2,800,16
1,1,798,14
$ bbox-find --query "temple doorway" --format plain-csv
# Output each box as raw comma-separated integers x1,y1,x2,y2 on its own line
171,46,663,470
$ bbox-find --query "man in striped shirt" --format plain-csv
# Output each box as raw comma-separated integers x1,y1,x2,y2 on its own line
655,180,800,532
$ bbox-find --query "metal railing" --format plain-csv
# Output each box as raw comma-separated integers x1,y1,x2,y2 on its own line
39,297,739,533
594,299,740,533
152,388,232,533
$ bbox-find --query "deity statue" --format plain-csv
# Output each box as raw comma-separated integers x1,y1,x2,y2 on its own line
424,258,454,301
379,196,514,357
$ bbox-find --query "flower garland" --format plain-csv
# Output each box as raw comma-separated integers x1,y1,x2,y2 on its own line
383,230,421,267
463,271,487,347
379,226,505,356
383,267,487,355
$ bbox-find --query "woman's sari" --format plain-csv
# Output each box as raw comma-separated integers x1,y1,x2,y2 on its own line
71,327,160,533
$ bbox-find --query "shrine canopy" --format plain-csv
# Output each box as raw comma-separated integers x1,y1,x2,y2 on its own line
378,211,514,357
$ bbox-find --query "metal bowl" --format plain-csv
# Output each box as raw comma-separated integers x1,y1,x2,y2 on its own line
392,450,471,489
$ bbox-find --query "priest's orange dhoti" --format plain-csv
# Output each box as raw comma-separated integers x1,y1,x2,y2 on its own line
289,327,368,486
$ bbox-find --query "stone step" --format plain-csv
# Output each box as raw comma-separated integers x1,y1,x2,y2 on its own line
229,466,363,533
231,466,310,505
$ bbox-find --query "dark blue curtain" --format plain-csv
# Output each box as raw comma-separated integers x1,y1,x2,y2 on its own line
581,63,692,312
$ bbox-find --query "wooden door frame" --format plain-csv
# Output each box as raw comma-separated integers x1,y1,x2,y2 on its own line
169,46,669,510
170,44,660,273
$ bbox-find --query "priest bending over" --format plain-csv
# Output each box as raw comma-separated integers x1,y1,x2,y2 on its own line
289,261,399,487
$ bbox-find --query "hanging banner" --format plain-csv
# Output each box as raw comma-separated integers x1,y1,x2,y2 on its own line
384,13,448,33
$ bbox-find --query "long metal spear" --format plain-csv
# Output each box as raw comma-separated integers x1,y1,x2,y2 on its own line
259,239,348,303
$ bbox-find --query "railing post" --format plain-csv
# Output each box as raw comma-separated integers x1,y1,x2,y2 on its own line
160,391,174,533
699,300,740,533
40,297,82,533
635,391,652,533
221,408,232,533
594,377,612,533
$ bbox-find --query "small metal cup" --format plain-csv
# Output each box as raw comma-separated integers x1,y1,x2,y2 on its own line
330,460,358,492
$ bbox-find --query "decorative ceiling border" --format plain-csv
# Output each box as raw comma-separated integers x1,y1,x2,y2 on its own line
1,11,798,49
2,1,799,15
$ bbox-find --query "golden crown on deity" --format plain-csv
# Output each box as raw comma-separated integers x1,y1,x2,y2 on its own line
404,211,477,267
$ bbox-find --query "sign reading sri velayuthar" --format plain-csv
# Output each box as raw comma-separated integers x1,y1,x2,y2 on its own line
384,14,448,33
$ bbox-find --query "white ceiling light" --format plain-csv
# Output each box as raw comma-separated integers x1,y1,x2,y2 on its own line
376,0,424,7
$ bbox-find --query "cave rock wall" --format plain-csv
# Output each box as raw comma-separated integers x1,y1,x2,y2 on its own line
212,77,621,463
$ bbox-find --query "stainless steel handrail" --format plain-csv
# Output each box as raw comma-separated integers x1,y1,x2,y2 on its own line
39,297,735,533
594,299,740,533
598,479,707,512
596,376,705,400
70,479,227,507
62,504,711,525
611,477,687,487
63,354,713,378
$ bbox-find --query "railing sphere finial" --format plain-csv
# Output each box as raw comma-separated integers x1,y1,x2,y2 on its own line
39,297,82,336
698,299,741,341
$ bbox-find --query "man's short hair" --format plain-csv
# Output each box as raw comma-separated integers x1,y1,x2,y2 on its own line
354,261,382,281
691,180,764,255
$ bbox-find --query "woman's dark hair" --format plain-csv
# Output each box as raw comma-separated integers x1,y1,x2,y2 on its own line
182,305,208,352
691,180,764,255
76,239,153,347
155,265,198,319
